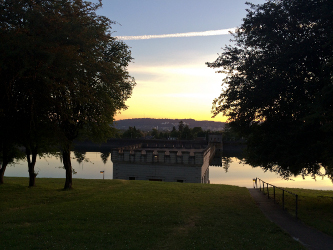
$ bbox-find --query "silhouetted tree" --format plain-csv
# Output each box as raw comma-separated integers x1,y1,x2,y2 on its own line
207,0,333,178
181,125,193,140
0,144,24,184
159,132,170,140
151,128,159,139
0,0,135,189
170,126,179,138
122,127,143,139
0,0,59,186
178,121,185,134
192,127,204,138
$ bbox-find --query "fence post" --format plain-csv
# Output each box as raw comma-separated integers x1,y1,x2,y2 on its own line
254,178,257,188
295,194,298,219
255,178,298,218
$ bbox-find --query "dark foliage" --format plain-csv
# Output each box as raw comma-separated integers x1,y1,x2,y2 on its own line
0,0,135,188
207,0,333,180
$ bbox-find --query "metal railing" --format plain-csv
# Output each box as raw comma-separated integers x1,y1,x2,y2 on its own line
253,177,299,218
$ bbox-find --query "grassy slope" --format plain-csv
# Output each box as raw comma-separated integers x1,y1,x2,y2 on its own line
268,187,333,237
1,178,303,250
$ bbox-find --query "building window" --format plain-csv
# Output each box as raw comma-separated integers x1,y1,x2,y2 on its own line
129,177,136,180
149,178,162,181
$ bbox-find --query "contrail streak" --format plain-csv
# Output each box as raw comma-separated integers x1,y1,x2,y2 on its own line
116,28,236,40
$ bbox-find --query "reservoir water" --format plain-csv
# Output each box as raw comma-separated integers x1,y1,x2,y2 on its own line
4,152,333,190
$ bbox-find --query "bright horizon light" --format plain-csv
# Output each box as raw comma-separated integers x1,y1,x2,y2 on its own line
113,61,228,122
92,0,268,123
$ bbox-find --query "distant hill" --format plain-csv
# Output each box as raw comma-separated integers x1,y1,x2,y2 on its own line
114,118,225,131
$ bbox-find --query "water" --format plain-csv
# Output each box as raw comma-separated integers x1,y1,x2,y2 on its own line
5,152,113,180
209,158,333,190
4,152,333,190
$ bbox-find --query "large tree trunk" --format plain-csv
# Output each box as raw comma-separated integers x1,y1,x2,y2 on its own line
1,146,10,184
63,149,73,189
0,161,8,184
26,147,38,187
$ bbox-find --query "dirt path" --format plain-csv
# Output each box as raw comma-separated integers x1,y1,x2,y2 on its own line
248,188,333,250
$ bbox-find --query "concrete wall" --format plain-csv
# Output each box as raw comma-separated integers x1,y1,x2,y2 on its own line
111,146,212,183
111,148,209,166
208,134,223,143
113,163,203,183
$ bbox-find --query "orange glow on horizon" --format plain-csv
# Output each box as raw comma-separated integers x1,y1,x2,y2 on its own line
112,60,228,123
113,84,228,123
114,110,228,123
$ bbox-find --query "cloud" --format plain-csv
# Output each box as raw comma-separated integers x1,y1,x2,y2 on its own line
116,28,236,40
129,64,217,76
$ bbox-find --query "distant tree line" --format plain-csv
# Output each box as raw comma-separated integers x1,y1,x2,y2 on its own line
114,118,225,131
120,121,213,140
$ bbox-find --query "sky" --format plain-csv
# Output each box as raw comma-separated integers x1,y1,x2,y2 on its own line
94,0,267,122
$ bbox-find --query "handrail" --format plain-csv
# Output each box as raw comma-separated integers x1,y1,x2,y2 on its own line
253,177,298,218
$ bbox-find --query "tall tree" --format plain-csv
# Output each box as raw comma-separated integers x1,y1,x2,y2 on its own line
181,125,193,140
0,142,24,184
207,0,333,178
170,126,179,138
122,127,143,139
0,0,51,185
192,127,204,138
0,0,135,189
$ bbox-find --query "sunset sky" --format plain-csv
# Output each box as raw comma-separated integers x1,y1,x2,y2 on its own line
95,0,267,122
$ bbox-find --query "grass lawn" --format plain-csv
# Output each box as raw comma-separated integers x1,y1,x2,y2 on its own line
265,187,333,237
1,177,304,249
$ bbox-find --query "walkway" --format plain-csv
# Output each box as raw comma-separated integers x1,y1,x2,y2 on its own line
248,188,333,250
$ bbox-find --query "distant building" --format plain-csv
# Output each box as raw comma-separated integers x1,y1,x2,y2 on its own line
208,134,223,143
111,141,213,183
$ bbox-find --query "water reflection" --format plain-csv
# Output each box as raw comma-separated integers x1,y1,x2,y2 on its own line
100,151,110,165
5,152,113,180
210,156,333,190
73,151,87,165
4,151,333,190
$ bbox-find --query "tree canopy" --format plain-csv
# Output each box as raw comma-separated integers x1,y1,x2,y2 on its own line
0,0,135,188
122,126,144,139
207,0,333,179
